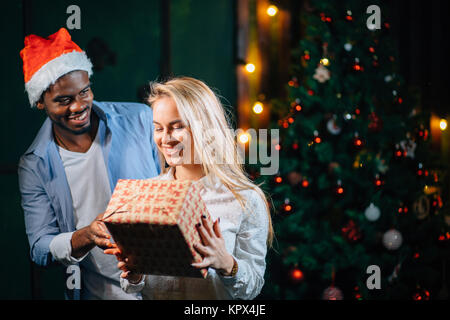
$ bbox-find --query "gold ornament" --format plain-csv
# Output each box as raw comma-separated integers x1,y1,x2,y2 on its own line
413,195,430,220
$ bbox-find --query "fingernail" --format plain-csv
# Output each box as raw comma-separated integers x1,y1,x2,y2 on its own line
196,223,201,227
202,215,206,219
218,217,220,223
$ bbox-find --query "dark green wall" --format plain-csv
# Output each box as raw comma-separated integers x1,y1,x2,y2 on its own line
171,0,236,108
0,0,235,299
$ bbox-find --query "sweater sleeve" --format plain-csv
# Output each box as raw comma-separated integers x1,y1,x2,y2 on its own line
120,275,146,294
219,189,269,299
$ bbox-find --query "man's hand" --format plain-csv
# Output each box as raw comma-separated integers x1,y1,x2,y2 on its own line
86,213,112,249
71,213,113,259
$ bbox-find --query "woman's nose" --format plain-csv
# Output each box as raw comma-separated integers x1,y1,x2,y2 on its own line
161,130,172,144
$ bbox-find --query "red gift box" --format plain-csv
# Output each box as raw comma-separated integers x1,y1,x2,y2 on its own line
102,179,211,278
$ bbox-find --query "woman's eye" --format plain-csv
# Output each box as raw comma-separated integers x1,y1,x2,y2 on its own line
174,126,184,130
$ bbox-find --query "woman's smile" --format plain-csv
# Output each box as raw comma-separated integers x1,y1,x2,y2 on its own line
163,144,184,157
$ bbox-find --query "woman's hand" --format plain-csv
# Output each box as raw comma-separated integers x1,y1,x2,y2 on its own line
192,216,235,276
104,244,143,284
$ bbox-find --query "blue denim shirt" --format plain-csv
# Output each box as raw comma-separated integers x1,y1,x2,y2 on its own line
18,101,161,298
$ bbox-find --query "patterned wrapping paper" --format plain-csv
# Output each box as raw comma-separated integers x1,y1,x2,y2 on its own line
102,179,211,278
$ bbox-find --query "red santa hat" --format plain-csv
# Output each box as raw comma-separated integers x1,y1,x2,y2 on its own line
20,28,93,107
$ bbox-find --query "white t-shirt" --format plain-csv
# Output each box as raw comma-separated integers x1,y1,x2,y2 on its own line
50,130,140,300
58,131,111,229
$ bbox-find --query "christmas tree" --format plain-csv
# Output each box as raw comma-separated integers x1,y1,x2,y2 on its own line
254,0,449,300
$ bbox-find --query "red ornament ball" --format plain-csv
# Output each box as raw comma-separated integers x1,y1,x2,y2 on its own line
287,171,302,185
282,203,293,213
353,137,363,148
290,268,304,282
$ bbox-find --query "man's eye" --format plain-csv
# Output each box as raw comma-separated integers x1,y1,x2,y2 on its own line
155,127,163,132
59,99,71,105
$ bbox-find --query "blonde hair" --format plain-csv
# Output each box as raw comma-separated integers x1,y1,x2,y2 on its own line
148,76,274,247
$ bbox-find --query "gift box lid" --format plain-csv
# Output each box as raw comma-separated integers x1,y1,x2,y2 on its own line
102,179,197,225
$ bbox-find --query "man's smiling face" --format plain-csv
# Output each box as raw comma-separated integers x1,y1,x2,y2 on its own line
37,70,94,135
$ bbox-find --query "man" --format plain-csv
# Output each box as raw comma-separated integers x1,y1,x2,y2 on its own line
18,28,160,299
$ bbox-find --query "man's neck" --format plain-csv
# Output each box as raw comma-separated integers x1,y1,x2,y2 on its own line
53,112,99,153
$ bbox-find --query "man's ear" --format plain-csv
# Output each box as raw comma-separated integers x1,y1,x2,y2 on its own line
36,101,45,110
36,92,46,110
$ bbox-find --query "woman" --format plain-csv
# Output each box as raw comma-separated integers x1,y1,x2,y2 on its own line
105,77,273,299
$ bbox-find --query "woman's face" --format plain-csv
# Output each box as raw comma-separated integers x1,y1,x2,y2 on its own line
152,96,195,167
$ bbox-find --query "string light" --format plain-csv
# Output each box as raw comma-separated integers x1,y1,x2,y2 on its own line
252,102,263,114
266,5,278,17
320,58,330,66
238,132,251,144
440,119,448,131
336,180,344,195
313,130,321,144
245,63,255,73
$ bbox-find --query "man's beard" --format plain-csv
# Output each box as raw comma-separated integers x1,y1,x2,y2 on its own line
71,123,92,135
